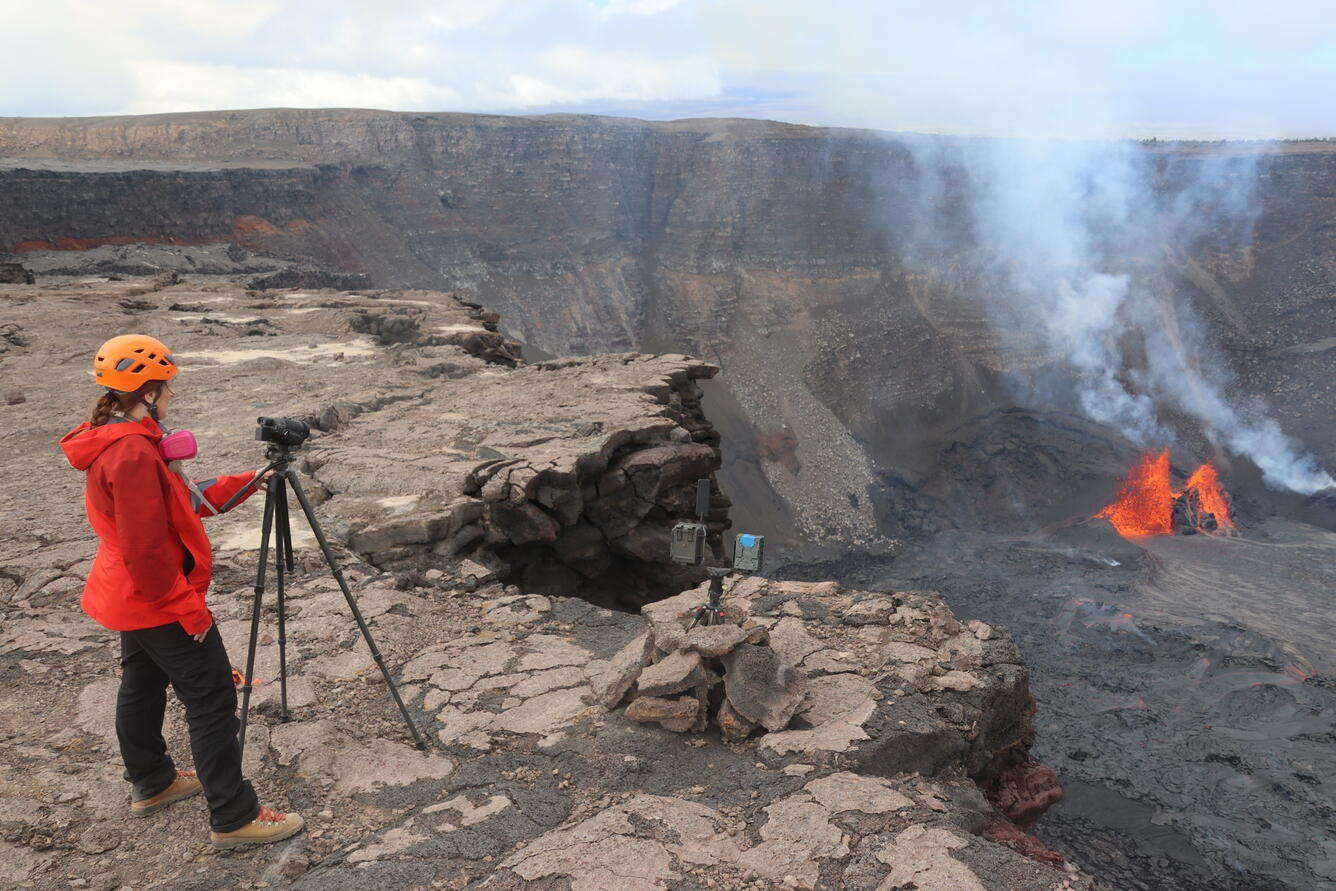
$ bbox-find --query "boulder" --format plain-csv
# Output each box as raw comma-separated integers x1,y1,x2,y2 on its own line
721,643,805,732
0,263,33,284
676,622,767,657
716,697,757,742
590,631,654,708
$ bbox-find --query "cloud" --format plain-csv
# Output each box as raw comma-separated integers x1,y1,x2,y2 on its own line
1,1,1333,136
125,63,451,114
2,0,720,118
697,0,1336,138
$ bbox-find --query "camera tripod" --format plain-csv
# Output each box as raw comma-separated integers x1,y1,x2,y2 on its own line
219,442,426,752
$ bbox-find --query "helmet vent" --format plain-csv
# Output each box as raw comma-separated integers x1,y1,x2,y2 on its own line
115,358,135,371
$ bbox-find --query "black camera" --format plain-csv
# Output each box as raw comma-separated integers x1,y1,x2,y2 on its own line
256,416,310,449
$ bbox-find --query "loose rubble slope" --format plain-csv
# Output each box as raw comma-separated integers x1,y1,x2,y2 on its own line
1,276,1095,889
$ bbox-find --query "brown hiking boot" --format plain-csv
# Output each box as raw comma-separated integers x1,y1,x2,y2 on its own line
209,806,305,849
130,770,203,817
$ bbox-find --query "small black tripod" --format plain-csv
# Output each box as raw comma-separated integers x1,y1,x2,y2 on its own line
687,567,731,628
219,440,426,752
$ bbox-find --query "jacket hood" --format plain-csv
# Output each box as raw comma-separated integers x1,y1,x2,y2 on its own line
60,416,163,471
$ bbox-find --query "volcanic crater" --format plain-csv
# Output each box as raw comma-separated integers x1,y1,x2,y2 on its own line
1,110,1334,891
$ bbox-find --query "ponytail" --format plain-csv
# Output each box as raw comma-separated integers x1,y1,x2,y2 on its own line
87,386,149,427
88,392,120,427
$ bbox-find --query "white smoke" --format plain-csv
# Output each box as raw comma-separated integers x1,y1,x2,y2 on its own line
896,135,1335,494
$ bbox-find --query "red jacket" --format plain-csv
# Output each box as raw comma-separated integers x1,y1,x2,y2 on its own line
59,416,259,634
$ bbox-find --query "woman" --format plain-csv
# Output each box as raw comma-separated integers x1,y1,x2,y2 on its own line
59,334,304,849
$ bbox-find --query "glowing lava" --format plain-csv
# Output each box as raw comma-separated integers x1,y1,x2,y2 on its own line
1183,463,1237,534
1097,449,1236,540
1097,449,1175,539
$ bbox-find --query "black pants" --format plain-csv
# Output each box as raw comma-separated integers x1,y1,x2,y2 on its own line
117,622,259,832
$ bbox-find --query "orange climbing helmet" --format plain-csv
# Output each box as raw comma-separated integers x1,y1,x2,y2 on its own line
93,334,178,392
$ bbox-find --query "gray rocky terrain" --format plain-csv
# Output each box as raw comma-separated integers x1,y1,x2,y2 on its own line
1,277,1094,890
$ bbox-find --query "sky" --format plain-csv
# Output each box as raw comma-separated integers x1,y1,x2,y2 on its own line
3,0,1335,138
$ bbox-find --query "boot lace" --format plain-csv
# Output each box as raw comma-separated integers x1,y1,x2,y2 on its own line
256,806,287,824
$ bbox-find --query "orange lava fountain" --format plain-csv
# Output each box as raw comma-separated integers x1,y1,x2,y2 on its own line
1183,463,1238,534
1097,449,1175,539
1097,449,1236,540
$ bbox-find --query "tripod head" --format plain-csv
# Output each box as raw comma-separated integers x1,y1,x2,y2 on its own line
260,441,298,467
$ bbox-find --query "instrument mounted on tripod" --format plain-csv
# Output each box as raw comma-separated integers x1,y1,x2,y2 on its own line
671,479,765,574
255,416,310,451
670,479,766,627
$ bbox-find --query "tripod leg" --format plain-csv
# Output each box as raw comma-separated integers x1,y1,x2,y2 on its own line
277,482,295,573
274,476,290,723
238,483,277,754
285,473,428,750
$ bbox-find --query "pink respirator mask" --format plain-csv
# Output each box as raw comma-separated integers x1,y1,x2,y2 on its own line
159,429,199,462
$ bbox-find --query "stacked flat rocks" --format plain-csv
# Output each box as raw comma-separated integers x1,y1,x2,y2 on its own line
596,583,804,740
595,575,1036,786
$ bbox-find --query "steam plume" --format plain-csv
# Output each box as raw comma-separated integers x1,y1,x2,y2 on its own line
895,136,1334,494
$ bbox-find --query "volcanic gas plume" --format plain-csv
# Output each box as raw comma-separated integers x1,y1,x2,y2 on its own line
1097,449,1237,540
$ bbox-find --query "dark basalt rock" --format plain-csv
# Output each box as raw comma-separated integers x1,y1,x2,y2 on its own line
0,261,32,283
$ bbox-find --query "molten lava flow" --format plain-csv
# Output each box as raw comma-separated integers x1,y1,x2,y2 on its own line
1097,450,1236,539
1097,449,1174,539
1183,462,1238,533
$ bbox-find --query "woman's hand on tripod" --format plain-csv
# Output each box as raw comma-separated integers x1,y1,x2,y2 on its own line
254,469,274,491
191,620,212,643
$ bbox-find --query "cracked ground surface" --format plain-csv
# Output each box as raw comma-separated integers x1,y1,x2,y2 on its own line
2,565,1101,890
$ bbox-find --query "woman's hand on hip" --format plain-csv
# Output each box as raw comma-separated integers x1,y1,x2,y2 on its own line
192,621,212,643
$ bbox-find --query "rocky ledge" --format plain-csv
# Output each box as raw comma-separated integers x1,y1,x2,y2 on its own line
0,276,726,611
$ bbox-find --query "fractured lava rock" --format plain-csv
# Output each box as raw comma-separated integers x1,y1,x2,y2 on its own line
1,274,1095,889
601,577,1051,788
0,562,1099,890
